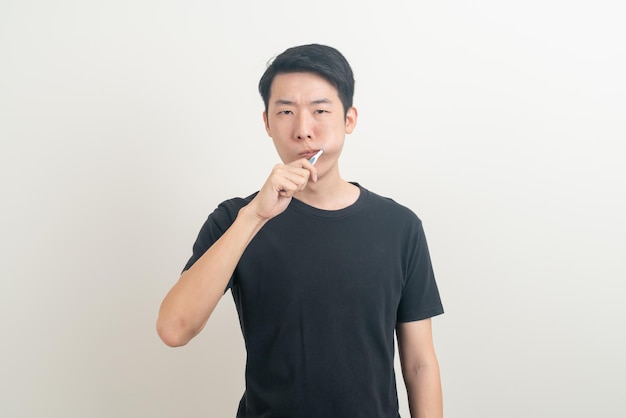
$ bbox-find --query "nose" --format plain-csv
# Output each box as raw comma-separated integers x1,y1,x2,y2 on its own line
295,112,313,141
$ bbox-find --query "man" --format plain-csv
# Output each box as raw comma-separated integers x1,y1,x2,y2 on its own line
157,44,444,418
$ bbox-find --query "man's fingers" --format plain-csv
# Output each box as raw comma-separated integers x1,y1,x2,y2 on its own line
252,160,317,220
283,158,318,182
295,158,318,183
271,165,311,194
274,178,304,197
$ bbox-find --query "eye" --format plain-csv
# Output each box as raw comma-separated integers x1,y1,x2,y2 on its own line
278,110,293,115
314,109,329,114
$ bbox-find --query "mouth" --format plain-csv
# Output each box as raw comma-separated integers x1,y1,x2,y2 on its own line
299,149,321,159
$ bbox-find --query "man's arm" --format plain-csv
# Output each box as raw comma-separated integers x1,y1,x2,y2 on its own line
156,205,266,347
396,318,443,418
156,160,317,347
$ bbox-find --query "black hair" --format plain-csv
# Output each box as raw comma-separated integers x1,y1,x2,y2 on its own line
258,44,355,116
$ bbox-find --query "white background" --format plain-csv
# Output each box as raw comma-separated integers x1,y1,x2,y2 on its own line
1,1,625,417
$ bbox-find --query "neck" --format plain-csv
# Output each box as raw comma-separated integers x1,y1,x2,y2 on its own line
296,174,360,210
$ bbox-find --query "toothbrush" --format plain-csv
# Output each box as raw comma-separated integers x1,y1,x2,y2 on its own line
309,149,323,165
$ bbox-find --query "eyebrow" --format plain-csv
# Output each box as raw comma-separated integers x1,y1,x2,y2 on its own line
311,98,332,105
273,98,333,106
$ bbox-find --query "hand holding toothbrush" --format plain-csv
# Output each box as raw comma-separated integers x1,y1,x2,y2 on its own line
248,151,323,222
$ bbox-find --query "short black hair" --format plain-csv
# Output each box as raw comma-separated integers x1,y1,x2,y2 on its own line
258,44,355,116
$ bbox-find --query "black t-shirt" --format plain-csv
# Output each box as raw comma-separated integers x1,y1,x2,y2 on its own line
184,184,444,418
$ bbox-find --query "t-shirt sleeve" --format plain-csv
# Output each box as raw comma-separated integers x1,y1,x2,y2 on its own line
396,219,444,322
181,198,246,291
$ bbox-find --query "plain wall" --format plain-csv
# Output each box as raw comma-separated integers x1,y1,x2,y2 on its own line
1,1,624,417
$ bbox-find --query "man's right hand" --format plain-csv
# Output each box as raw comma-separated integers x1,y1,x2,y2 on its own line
248,158,318,221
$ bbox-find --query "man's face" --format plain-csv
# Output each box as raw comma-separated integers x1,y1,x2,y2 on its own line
263,72,357,172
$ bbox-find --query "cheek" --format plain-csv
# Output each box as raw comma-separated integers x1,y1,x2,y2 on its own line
318,119,347,138
317,119,342,134
267,119,289,137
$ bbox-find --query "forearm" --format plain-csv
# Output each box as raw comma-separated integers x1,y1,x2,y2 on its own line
156,205,266,347
404,360,443,418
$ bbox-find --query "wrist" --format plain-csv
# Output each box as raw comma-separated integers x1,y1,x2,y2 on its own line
238,204,269,229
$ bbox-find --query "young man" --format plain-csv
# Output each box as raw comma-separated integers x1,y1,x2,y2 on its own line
157,44,444,418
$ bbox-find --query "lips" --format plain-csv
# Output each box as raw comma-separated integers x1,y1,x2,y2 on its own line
299,150,321,159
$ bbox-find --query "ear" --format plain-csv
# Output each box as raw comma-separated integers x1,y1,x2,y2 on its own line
345,106,358,134
263,111,271,136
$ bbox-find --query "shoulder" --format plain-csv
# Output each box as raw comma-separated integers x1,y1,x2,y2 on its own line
201,191,258,231
214,192,257,216
360,185,423,227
